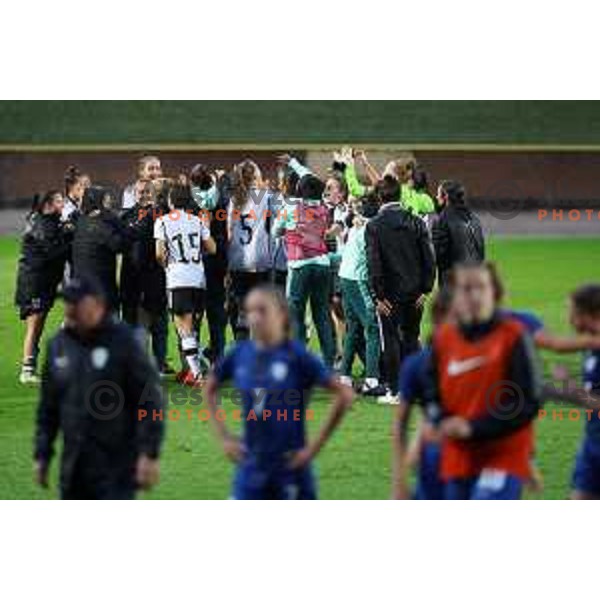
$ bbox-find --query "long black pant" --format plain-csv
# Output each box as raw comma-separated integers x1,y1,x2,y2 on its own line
205,263,227,362
61,469,135,500
378,299,423,393
150,308,168,369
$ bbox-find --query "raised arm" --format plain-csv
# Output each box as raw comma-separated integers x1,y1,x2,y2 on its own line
355,150,381,186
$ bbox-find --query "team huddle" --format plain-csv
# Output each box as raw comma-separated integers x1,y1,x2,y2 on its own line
16,149,600,499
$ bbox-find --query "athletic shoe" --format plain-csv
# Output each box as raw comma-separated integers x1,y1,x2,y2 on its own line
361,382,389,398
19,370,39,385
377,391,400,405
176,369,190,384
181,371,204,389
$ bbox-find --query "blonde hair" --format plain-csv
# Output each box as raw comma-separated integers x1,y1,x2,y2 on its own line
394,152,416,183
232,159,261,209
136,154,161,178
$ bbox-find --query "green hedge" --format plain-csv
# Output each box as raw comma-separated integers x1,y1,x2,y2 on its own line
1,101,600,145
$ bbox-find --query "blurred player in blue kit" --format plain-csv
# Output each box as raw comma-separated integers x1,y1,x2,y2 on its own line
392,288,453,500
567,285,600,499
205,284,353,499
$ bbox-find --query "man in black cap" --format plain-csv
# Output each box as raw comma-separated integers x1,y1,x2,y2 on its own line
34,276,164,499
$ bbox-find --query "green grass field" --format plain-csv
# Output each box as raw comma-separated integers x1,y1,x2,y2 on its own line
0,235,597,499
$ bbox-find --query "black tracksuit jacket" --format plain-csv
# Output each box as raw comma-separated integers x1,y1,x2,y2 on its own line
34,317,164,499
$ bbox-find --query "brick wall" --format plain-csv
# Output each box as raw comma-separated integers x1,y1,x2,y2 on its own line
2,150,600,208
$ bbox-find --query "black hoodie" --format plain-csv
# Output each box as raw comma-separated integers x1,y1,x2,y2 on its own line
365,203,436,302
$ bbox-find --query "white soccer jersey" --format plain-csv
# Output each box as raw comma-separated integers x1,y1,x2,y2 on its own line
154,212,211,289
227,188,274,272
61,198,79,222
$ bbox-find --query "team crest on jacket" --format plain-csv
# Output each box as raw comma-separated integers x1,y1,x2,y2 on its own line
55,354,69,370
585,355,597,374
91,347,110,370
271,361,288,381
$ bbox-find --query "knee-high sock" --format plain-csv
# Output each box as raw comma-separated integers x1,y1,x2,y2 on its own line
180,332,200,378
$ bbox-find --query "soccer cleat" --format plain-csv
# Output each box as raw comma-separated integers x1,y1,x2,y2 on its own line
176,369,190,383
19,370,39,385
181,371,204,389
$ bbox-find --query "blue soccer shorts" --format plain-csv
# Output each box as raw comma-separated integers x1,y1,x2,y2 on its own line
445,470,522,500
232,460,317,500
572,437,600,496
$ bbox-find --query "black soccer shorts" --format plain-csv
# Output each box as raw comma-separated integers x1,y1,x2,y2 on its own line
168,287,205,316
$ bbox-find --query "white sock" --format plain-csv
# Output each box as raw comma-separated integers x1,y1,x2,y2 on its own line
181,333,200,378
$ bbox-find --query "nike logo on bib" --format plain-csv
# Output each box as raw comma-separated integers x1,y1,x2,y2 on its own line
447,356,487,376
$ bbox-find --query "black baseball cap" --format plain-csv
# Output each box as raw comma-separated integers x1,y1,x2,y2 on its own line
61,276,106,304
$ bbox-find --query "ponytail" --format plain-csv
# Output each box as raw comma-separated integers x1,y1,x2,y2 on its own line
64,165,82,195
232,159,260,209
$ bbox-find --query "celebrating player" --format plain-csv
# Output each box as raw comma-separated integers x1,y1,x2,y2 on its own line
343,148,435,216
189,163,229,363
338,193,385,396
120,179,168,365
122,154,163,209
227,159,275,340
275,157,336,366
155,183,216,386
62,165,85,222
15,191,69,384
71,186,130,312
205,285,353,499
